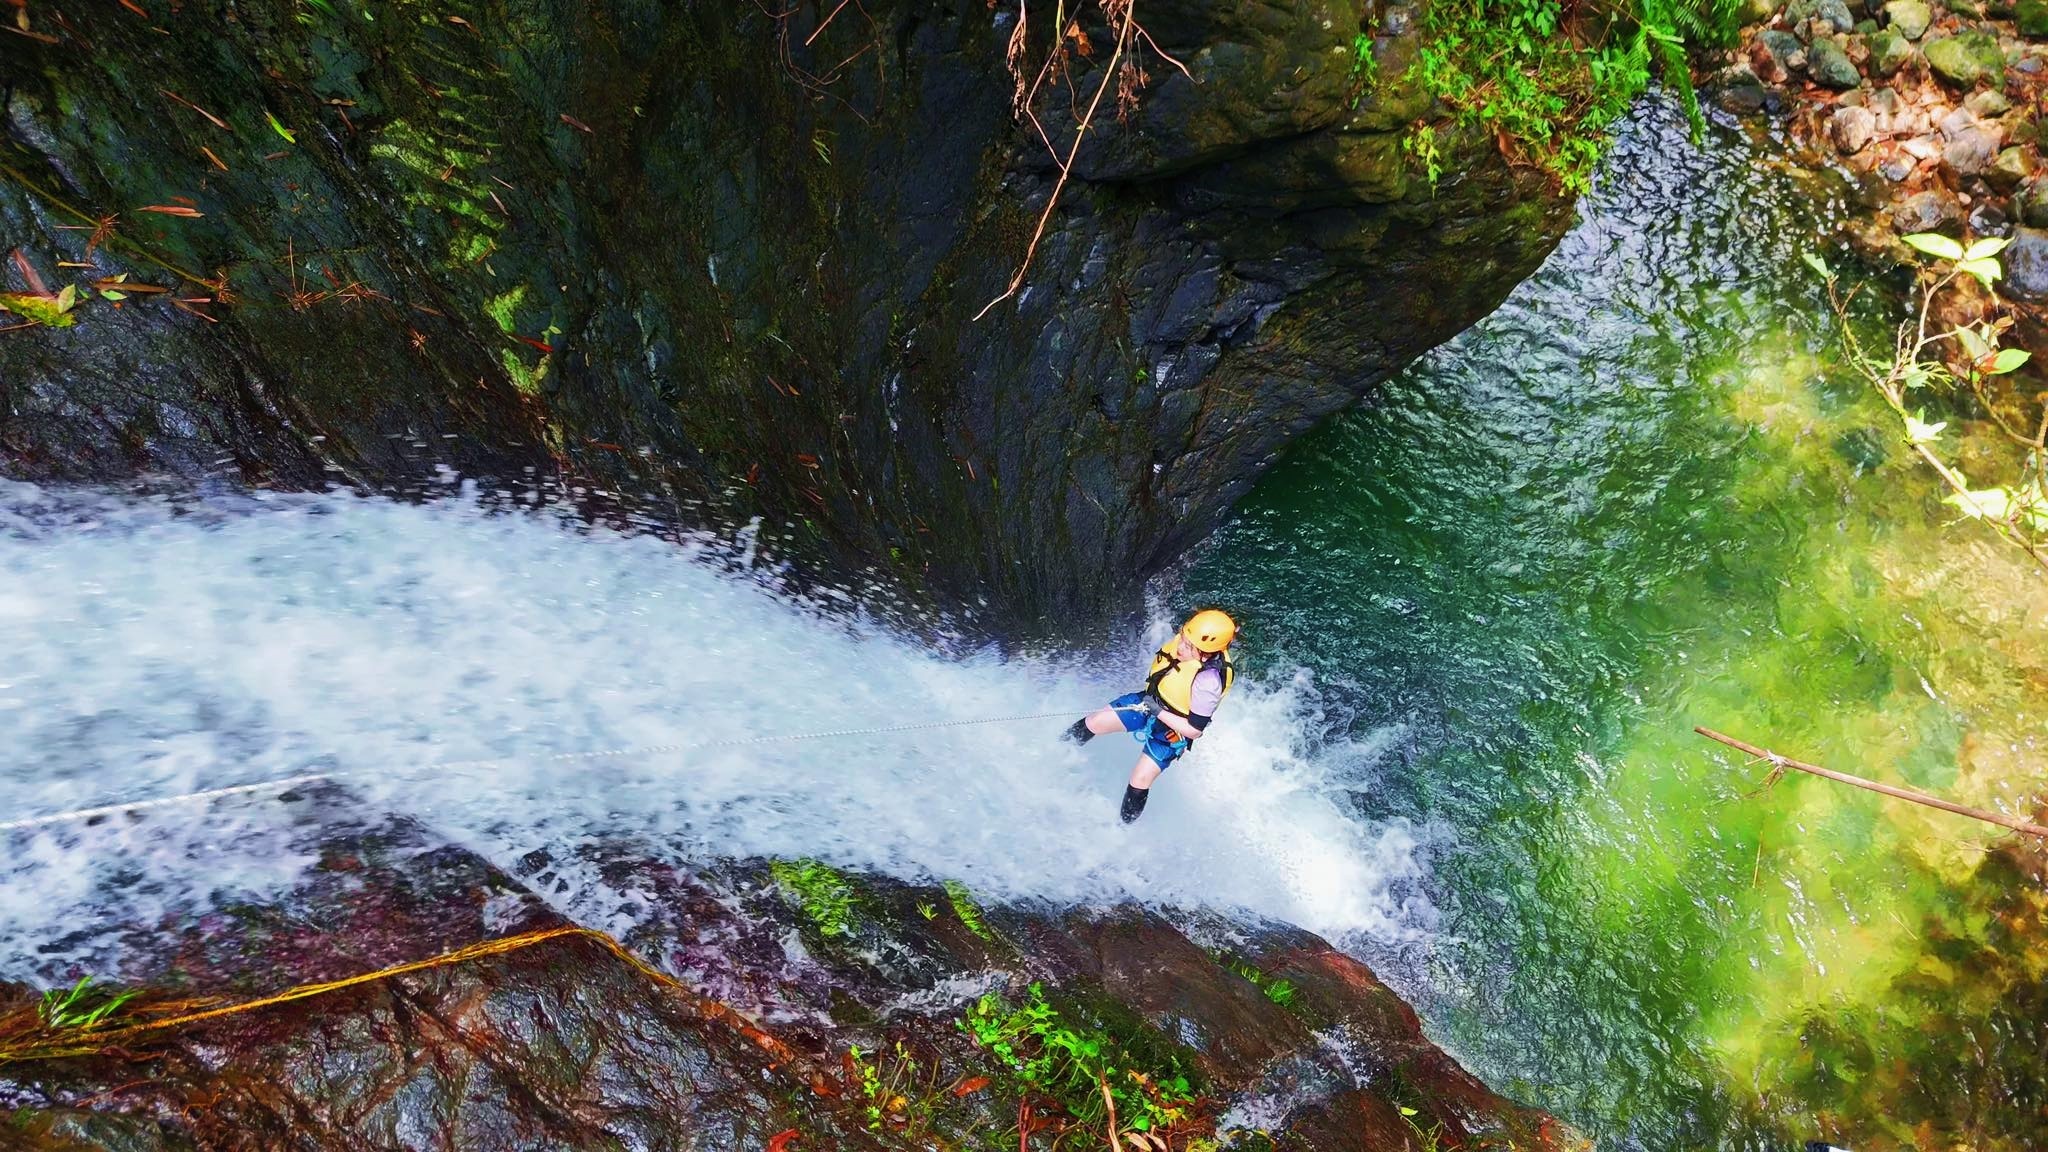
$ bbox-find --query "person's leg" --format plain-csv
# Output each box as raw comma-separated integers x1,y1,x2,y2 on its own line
1119,751,1169,823
1063,692,1150,745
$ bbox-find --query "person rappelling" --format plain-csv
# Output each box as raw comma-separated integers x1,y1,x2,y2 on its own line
1062,610,1237,823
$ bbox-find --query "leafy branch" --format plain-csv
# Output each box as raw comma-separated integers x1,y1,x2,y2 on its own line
1807,234,2048,574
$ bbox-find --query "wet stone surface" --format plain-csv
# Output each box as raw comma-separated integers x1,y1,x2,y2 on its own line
0,794,1576,1151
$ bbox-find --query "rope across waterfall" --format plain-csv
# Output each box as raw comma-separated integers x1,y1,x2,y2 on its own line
0,707,1142,834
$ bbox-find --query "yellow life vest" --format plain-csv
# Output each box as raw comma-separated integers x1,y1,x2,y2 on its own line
1144,641,1234,715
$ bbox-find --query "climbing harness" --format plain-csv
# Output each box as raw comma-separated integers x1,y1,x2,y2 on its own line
0,706,1147,835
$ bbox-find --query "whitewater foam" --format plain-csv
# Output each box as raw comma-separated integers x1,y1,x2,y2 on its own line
0,480,1432,982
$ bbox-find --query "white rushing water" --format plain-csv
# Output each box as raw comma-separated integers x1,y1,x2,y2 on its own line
0,480,1433,980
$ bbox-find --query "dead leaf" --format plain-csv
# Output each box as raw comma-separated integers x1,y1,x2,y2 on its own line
137,205,204,217
951,1075,991,1097
559,112,594,134
765,1130,799,1152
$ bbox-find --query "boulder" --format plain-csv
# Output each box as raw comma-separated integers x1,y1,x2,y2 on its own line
1988,145,2037,191
0,0,1580,626
1884,0,1933,39
1967,89,2015,116
1999,226,2048,299
1790,0,1860,32
1943,123,2005,177
1810,36,1867,87
1895,186,1967,232
1925,30,2007,88
1831,104,1881,152
2019,176,2048,225
1871,27,1918,74
1755,30,1806,82
1744,0,1790,20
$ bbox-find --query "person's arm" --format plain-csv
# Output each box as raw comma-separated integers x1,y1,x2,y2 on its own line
1154,708,1204,741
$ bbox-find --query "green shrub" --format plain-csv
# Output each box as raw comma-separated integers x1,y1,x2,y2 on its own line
1405,0,1743,191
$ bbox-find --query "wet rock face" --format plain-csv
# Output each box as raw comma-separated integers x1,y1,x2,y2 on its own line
0,0,1570,630
0,798,1578,1151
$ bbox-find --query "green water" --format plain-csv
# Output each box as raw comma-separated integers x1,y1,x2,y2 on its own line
1190,102,2048,1151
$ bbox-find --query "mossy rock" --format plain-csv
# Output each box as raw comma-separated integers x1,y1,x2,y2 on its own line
1924,30,2007,87
2019,0,2048,37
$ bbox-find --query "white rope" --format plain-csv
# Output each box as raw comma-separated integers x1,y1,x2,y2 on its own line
0,706,1146,835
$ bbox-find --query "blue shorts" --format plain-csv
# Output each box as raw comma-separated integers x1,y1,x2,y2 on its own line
1109,691,1189,770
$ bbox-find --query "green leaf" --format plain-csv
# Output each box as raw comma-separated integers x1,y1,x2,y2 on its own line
1955,326,1991,362
1399,1106,1420,1117
1947,487,2014,520
1903,233,1965,261
1905,411,1946,444
54,284,77,313
265,111,298,144
1964,236,2012,261
0,293,79,327
99,289,127,302
1956,257,2002,287
1989,348,2032,374
1801,252,1831,279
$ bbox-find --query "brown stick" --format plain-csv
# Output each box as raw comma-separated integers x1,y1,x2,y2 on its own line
1695,727,2048,839
1098,1071,1123,1152
973,2,1137,321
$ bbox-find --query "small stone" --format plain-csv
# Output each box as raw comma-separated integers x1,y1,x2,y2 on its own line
1902,134,1943,159
1941,107,1982,138
1895,187,1966,232
1830,104,1880,151
1744,0,1788,20
1924,31,2008,89
1809,36,1866,87
2022,0,2048,35
2020,177,2048,225
1757,29,1805,76
1969,198,2012,236
1868,86,1903,115
1943,123,2004,177
1949,0,1985,16
1871,27,1918,73
1884,0,1932,38
1790,0,1859,31
1998,226,2048,299
1856,17,1881,33
1988,145,2036,190
1967,89,2014,116
1789,48,1812,71
1882,152,1920,179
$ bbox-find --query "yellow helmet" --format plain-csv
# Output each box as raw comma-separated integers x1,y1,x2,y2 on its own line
1180,609,1237,653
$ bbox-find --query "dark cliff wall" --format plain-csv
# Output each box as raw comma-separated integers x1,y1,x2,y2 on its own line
0,0,1572,626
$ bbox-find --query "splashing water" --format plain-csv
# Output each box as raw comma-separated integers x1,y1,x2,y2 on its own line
0,479,1432,983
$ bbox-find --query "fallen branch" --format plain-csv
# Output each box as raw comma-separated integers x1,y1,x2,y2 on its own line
1694,726,2048,839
